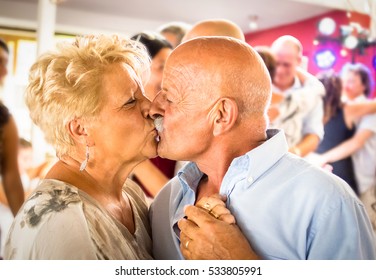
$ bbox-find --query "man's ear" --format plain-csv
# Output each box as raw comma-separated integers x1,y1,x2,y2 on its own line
212,98,239,137
67,119,93,146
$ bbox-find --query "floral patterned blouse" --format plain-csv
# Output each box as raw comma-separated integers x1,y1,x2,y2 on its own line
4,178,153,259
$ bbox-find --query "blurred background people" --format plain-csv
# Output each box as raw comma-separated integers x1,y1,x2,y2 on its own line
0,138,35,258
158,21,192,49
255,45,325,140
316,63,376,233
0,37,24,259
315,71,357,193
314,70,376,194
130,32,176,199
17,137,55,195
0,38,9,88
270,35,325,157
18,138,33,190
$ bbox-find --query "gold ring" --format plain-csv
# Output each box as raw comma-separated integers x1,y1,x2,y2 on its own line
185,240,190,249
202,202,211,211
209,209,220,219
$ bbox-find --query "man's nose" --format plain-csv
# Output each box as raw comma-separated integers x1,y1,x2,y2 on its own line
149,91,165,119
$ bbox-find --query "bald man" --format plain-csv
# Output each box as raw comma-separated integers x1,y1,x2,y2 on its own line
182,18,245,42
270,35,325,157
149,37,376,260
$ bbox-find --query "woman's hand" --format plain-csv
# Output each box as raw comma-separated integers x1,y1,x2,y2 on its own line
195,193,235,224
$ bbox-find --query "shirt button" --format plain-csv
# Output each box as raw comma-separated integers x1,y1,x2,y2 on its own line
248,176,254,183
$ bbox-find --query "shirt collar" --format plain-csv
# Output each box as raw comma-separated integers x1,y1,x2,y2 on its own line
171,162,204,236
177,129,289,194
221,129,288,192
273,76,302,94
177,162,204,194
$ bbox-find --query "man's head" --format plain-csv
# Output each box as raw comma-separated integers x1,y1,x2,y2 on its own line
0,38,9,86
271,35,302,90
182,19,245,42
158,21,192,48
150,37,271,161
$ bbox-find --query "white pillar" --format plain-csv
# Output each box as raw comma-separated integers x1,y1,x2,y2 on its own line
31,0,57,164
36,0,57,55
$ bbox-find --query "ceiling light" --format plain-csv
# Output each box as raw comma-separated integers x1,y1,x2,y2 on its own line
314,49,336,69
340,48,348,57
343,35,359,49
317,17,336,36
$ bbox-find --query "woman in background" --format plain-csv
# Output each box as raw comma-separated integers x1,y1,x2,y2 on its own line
0,38,24,216
315,71,359,193
316,64,376,234
0,38,24,259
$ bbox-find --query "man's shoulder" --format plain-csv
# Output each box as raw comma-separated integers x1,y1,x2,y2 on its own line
280,154,356,199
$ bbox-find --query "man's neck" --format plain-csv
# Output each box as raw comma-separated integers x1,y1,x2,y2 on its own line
195,157,231,203
194,135,265,203
274,77,296,92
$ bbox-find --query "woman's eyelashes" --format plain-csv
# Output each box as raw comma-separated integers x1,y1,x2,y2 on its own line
120,96,136,110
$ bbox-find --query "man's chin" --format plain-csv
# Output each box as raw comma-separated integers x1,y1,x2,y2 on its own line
156,145,170,159
156,150,166,159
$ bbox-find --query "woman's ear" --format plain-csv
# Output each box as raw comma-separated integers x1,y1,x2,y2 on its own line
212,98,239,136
67,119,91,146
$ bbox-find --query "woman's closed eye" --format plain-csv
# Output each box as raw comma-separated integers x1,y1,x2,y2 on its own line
120,97,136,109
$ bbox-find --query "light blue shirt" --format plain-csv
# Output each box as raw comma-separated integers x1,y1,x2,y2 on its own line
150,129,376,260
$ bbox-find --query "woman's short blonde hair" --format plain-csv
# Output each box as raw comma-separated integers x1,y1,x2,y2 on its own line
26,34,150,157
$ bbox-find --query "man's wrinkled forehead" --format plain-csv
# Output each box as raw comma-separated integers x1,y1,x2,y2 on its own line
163,54,198,85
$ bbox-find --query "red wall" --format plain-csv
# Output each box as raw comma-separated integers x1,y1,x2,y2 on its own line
245,10,376,97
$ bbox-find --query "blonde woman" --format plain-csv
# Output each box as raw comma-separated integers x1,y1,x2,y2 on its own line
5,35,155,259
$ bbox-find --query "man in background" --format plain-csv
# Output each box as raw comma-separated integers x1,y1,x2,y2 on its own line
270,35,325,157
158,21,192,49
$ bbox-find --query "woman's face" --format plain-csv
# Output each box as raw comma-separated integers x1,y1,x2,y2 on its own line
88,63,157,166
342,70,366,100
144,47,172,101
